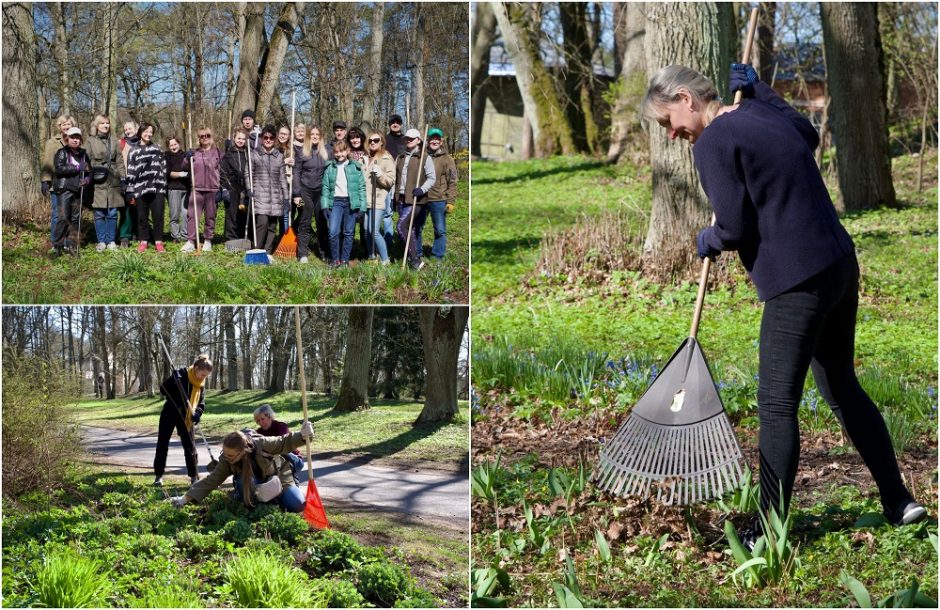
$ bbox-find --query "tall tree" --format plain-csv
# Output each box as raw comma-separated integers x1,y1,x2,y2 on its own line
231,2,265,115
415,306,469,425
49,2,71,117
470,2,496,158
2,2,40,211
494,2,575,157
267,308,293,392
223,307,239,392
362,2,385,127
559,2,600,155
820,3,896,211
255,2,300,123
334,307,374,412
642,2,734,279
607,2,646,163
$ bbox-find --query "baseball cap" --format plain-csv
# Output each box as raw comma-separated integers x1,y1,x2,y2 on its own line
428,128,444,139
404,128,421,139
389,114,403,125
333,120,347,130
66,127,83,138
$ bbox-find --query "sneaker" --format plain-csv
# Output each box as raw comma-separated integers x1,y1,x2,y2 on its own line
155,242,165,253
137,242,148,253
202,242,212,252
96,242,107,253
107,242,118,251
409,259,425,271
181,241,195,253
299,256,309,264
380,259,390,266
152,477,163,487
888,501,927,526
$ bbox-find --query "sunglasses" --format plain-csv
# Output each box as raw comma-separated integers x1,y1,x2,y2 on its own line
368,138,381,144
198,134,212,139
262,135,275,140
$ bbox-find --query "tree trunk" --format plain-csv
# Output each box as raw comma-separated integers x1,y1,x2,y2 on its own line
414,7,427,131
494,1,575,157
49,2,71,117
820,3,896,211
256,2,299,123
607,3,647,163
2,2,39,212
560,2,600,155
267,308,292,392
95,308,114,400
362,3,385,127
334,307,374,412
239,307,254,390
223,307,238,391
642,2,734,280
415,307,469,425
470,2,496,158
232,2,265,116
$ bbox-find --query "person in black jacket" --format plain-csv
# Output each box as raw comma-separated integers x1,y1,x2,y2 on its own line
51,127,92,256
221,128,251,242
154,354,213,486
292,124,328,263
642,63,927,543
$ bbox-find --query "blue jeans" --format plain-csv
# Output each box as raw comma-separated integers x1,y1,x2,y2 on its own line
383,191,395,243
285,452,304,480
327,197,356,263
397,204,427,263
50,193,60,242
93,208,118,245
232,473,305,513
415,200,447,259
364,208,389,262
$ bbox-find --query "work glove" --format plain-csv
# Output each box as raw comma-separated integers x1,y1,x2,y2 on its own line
300,420,314,440
120,178,128,193
293,196,303,207
41,181,51,197
192,412,201,425
183,150,195,161
729,63,759,99
169,495,189,508
412,187,425,199
245,189,254,199
445,203,455,214
370,165,381,176
284,157,295,167
696,227,721,260
178,171,189,178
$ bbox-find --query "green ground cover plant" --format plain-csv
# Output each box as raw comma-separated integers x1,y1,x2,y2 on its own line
71,390,469,472
1,181,468,304
2,469,466,608
470,151,938,607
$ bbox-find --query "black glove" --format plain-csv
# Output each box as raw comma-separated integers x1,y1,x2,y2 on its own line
412,187,425,199
183,149,195,161
245,189,254,199
221,188,230,201
192,411,202,425
696,228,721,260
120,178,128,193
729,63,759,99
41,181,50,197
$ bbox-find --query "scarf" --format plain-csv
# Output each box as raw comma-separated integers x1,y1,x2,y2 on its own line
185,366,204,430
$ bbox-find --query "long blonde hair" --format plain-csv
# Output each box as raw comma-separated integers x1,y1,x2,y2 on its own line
223,431,256,507
302,125,328,161
641,65,722,127
367,131,388,159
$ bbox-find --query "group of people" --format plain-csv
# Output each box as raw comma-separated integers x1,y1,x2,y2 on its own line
41,112,459,269
154,355,312,513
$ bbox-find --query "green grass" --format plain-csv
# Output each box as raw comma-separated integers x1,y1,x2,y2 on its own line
1,468,467,607
72,390,469,472
2,180,468,304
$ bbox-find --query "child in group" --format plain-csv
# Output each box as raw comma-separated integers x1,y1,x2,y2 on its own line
321,141,366,267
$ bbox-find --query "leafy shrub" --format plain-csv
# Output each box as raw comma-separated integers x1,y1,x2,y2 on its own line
222,518,253,544
125,583,203,608
356,561,413,606
115,532,176,558
223,550,325,608
249,502,281,522
393,587,439,608
310,577,370,608
255,510,309,545
33,548,111,608
2,351,83,499
175,529,232,559
107,515,152,536
306,530,375,575
242,537,294,563
209,508,237,528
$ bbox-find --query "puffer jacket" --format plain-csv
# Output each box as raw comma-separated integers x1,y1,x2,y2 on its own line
126,143,167,198
192,147,224,192
427,146,458,205
292,143,326,193
394,145,437,205
53,147,92,194
85,132,126,209
364,152,395,211
186,431,306,504
41,134,66,182
321,159,367,212
245,147,288,216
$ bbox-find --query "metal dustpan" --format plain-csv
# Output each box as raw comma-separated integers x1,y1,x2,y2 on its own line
593,334,744,505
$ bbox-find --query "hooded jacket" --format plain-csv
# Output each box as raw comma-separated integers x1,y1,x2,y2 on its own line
394,145,437,206
245,147,288,216
427,145,458,205
85,132,126,209
186,431,306,504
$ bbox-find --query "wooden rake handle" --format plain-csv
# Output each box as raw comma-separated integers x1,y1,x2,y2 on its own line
690,7,760,339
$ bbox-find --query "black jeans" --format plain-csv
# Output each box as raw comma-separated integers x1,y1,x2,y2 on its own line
757,253,912,517
295,187,319,258
153,404,198,479
137,192,164,243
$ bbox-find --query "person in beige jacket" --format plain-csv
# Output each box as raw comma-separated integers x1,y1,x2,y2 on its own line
41,115,75,245
364,131,396,264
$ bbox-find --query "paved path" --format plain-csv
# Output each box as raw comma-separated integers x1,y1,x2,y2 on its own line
80,426,469,525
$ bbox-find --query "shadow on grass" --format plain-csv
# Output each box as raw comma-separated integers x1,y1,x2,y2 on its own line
471,237,540,265
472,159,609,186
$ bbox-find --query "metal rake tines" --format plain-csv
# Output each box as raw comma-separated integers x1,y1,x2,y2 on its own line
594,413,744,505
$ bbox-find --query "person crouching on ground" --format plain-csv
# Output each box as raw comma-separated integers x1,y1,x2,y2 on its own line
154,354,213,486
253,403,305,481
641,63,927,545
168,422,314,513
321,141,366,267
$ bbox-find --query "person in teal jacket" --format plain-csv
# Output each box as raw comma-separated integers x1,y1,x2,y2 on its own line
321,140,367,266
